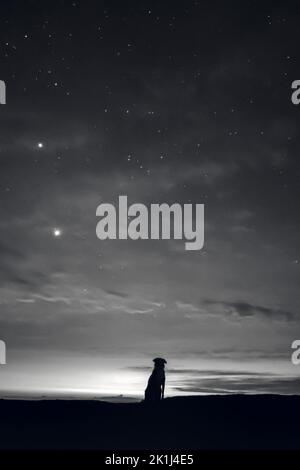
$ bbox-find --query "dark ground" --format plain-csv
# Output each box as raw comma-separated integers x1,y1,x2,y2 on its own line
0,395,300,450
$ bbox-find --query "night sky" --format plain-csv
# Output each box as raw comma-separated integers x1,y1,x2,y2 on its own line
0,0,300,398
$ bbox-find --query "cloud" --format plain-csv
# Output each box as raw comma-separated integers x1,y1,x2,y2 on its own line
146,301,166,308
124,367,300,395
126,366,274,376
103,288,129,299
167,369,274,376
175,301,200,313
16,298,36,304
4,271,48,290
123,307,154,315
204,299,296,322
173,375,300,395
32,294,73,305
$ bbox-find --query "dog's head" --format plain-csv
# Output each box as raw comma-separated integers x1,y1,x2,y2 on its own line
153,357,167,369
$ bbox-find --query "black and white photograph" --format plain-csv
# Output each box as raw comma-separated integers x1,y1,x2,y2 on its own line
0,0,300,465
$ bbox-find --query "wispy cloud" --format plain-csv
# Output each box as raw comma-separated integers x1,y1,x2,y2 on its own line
204,300,296,322
174,374,300,395
103,288,129,299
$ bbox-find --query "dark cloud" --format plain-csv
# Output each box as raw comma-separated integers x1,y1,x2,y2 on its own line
126,367,274,376
103,288,129,299
0,268,48,290
174,376,300,395
204,300,296,322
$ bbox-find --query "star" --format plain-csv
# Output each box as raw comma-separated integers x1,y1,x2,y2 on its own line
37,142,44,149
52,228,62,237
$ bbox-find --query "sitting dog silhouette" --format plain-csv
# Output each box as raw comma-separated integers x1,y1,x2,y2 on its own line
144,357,167,402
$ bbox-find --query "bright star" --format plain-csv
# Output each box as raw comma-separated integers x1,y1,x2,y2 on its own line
37,142,44,149
52,228,62,237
